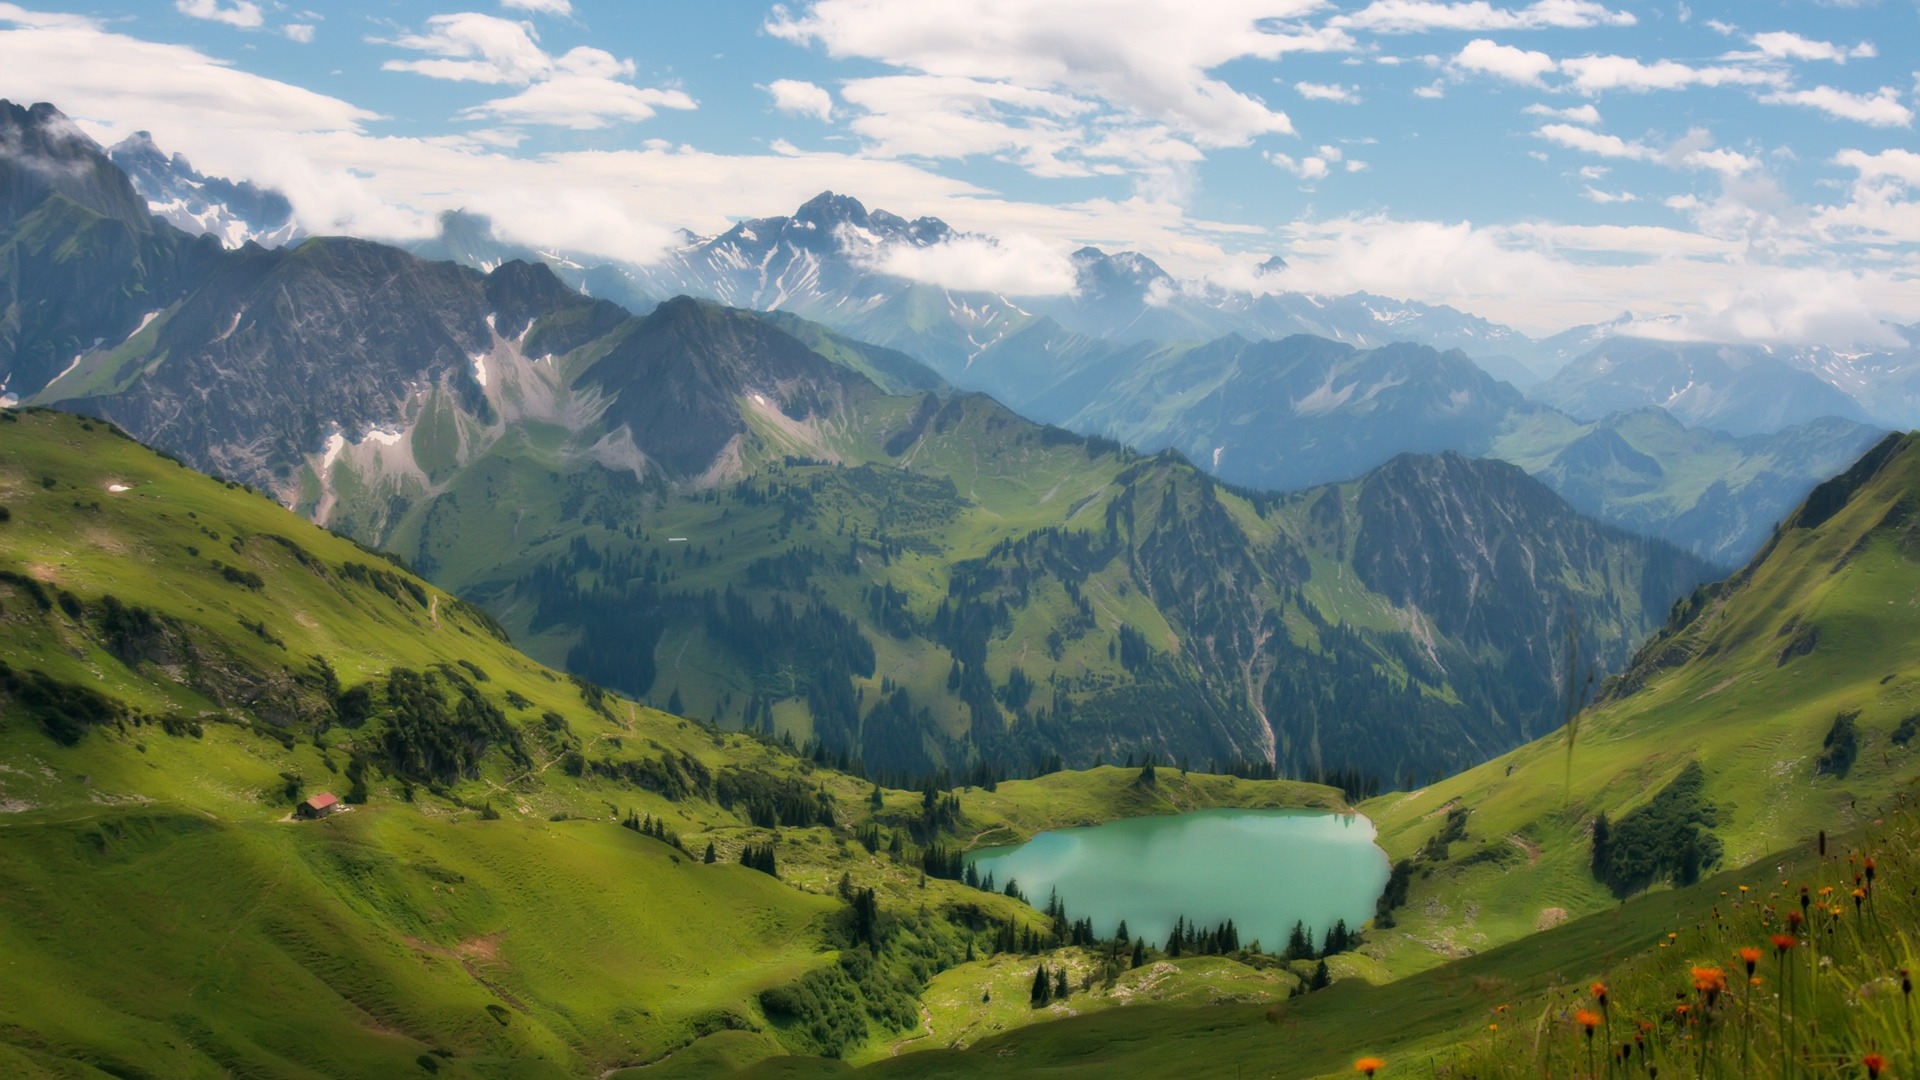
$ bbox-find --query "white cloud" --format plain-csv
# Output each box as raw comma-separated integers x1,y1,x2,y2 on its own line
850,231,1079,294
501,0,572,13
1704,19,1736,36
1535,122,1655,160
765,78,833,121
174,0,262,29
1331,0,1635,33
1582,186,1635,203
1270,151,1331,181
381,14,553,84
379,14,695,128
1745,31,1874,64
836,75,1100,176
1559,55,1783,94
463,68,697,129
1679,147,1757,177
1526,102,1601,125
1835,148,1920,187
1760,85,1913,128
1452,39,1557,85
766,0,1352,183
1295,81,1361,103
283,23,314,44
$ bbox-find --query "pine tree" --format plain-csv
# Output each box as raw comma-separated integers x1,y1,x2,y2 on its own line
703,841,717,864
1286,920,1313,961
1310,960,1331,990
1030,965,1052,1008
1130,938,1146,968
869,783,884,810
1053,966,1070,1000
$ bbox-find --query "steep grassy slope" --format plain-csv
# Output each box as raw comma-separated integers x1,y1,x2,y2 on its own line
1359,432,1920,971
728,434,1920,1079
0,407,1353,1077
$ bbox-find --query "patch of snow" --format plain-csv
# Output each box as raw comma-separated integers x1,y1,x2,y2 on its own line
486,313,496,332
320,432,346,473
1212,446,1224,469
125,310,162,342
752,393,767,405
107,484,131,493
471,353,489,388
216,310,243,342
364,429,405,447
49,354,83,385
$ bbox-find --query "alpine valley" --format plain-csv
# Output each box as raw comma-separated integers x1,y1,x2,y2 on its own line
3,76,1920,1080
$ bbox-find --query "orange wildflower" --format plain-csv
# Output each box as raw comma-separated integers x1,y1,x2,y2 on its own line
1591,982,1609,1009
1737,946,1762,975
1864,1052,1887,1079
1354,1057,1386,1077
1772,933,1797,954
1573,1009,1603,1036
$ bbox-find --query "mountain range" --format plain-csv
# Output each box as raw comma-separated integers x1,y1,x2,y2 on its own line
9,90,1920,1080
2,99,1721,789
63,124,1902,567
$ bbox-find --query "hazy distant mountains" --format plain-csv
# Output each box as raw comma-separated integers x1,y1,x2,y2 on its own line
4,109,1885,571
1,98,1722,782
106,132,299,249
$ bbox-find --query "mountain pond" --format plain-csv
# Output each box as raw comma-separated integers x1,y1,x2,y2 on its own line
964,808,1391,952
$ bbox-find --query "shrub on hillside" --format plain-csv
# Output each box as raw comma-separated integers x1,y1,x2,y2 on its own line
1591,760,1722,897
1815,710,1860,777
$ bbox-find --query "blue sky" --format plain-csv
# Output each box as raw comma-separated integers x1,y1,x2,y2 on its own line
0,0,1915,338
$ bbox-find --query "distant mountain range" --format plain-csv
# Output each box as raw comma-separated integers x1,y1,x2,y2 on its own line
2,99,1718,786
2,104,1885,573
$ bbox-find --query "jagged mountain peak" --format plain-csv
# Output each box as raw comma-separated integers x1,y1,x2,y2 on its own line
104,126,296,249
712,190,956,256
0,98,154,234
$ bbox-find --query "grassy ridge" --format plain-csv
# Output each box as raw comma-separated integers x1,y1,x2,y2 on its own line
0,407,1349,1076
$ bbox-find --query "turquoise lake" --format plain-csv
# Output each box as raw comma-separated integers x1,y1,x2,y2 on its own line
965,808,1391,952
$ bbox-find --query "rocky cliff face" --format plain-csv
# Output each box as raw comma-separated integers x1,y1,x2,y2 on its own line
0,101,218,402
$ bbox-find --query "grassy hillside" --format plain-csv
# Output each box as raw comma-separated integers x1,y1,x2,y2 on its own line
724,433,1920,1079
1351,433,1920,976
0,407,1347,1077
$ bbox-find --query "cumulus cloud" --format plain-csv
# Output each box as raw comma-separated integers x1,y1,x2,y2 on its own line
1745,31,1874,64
1559,54,1784,94
765,78,833,121
501,0,572,13
1295,81,1361,103
1452,39,1557,85
1582,186,1635,203
849,232,1079,294
1760,85,1913,128
379,13,694,128
175,0,262,29
1535,122,1655,160
765,0,1352,185
283,23,314,44
1270,151,1332,182
1331,0,1635,34
1525,102,1601,125
381,14,555,84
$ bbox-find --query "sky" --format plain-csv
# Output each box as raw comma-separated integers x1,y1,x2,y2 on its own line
0,0,1916,340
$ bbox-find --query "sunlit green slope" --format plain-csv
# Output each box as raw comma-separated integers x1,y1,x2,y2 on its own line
0,407,1345,1077
1364,432,1920,969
